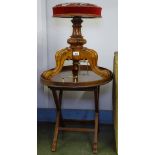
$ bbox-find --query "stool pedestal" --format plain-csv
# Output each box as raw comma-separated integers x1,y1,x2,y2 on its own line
42,17,111,80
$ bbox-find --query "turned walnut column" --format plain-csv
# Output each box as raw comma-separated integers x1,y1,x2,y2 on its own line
67,17,86,77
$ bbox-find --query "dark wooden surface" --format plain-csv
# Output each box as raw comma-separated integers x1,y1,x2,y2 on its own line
41,65,113,88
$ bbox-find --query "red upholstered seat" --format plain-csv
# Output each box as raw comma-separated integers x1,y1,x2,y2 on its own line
53,3,102,18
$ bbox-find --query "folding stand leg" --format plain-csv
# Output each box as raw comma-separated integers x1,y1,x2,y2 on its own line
51,111,60,152
93,86,99,154
59,90,64,126
50,88,63,152
97,86,100,133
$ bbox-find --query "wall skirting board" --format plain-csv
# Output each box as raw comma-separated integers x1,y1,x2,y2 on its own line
37,108,113,124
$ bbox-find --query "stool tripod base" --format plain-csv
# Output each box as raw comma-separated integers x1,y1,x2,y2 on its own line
41,47,111,80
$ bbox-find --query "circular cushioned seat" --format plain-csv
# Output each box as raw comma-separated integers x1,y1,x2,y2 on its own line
53,3,102,18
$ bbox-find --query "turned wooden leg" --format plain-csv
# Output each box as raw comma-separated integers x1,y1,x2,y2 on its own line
93,87,99,154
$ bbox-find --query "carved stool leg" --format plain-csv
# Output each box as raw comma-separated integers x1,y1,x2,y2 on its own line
93,87,99,154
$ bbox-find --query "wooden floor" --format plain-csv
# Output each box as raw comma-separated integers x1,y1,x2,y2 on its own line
37,122,117,155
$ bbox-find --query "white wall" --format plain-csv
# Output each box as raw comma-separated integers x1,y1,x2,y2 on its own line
37,0,118,110
37,0,49,108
